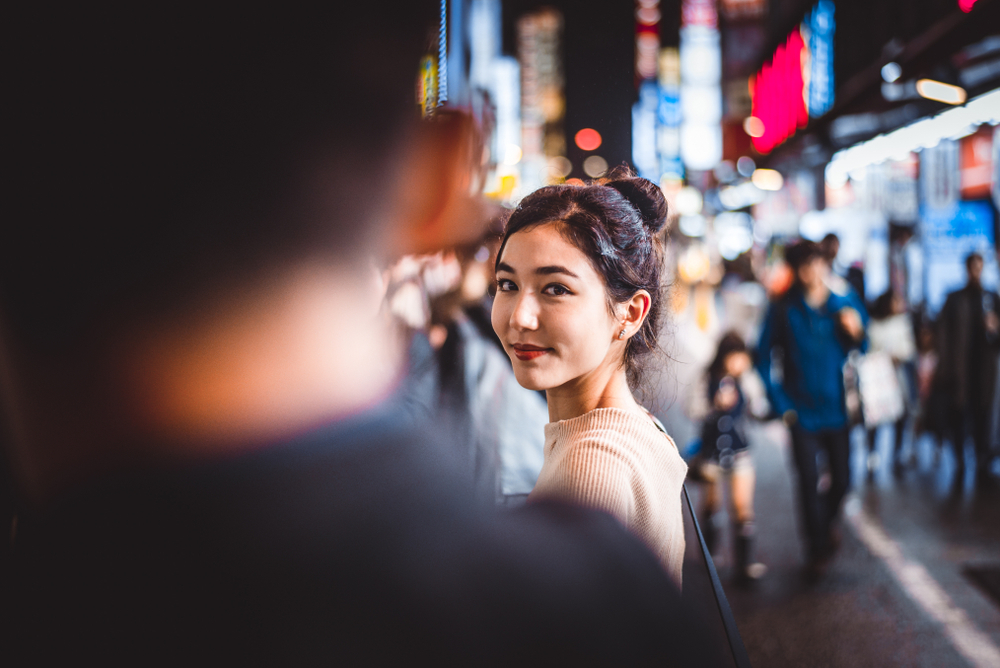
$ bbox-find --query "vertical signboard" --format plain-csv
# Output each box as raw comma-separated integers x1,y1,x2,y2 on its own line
805,0,835,118
519,9,564,193
679,0,722,171
632,1,662,181
959,125,994,200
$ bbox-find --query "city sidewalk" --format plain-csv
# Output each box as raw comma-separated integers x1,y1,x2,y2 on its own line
707,420,1000,667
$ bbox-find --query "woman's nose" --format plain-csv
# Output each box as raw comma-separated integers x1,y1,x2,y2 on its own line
510,293,539,331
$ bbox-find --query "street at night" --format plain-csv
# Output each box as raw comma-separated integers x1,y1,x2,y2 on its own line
5,1,1000,665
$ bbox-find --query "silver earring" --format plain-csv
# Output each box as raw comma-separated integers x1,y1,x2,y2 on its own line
618,329,626,339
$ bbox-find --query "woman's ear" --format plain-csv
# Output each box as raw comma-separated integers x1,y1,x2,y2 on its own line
388,111,489,258
621,289,652,337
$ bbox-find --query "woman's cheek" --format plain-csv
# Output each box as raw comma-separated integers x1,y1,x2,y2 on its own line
490,298,508,338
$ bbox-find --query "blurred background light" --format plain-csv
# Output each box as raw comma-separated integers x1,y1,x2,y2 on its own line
636,6,661,25
736,156,756,177
751,168,784,190
565,177,585,186
713,160,736,184
680,123,723,171
826,89,999,184
548,156,572,179
574,127,603,151
718,226,754,260
881,62,902,83
718,181,765,210
743,116,765,137
915,79,967,105
675,185,704,216
582,155,609,178
503,144,523,165
677,245,711,283
679,214,707,237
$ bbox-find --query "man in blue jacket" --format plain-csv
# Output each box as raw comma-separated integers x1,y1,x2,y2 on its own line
757,240,868,579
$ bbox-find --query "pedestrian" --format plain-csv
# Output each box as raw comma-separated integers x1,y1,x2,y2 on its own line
865,290,918,476
916,320,949,462
820,232,865,300
686,332,769,584
491,169,689,585
756,240,868,580
935,252,1000,483
3,6,716,665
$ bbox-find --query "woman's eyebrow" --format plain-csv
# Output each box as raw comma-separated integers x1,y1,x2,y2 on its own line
496,261,515,274
536,265,579,278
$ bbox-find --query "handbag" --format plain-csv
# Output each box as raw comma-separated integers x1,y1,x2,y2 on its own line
844,350,905,427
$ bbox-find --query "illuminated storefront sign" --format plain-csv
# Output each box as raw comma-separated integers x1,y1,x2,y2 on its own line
806,0,835,117
680,0,722,170
749,0,835,153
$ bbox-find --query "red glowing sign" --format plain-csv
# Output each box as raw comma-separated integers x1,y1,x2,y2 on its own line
958,0,979,12
749,28,808,154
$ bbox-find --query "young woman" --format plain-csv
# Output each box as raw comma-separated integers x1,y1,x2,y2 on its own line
685,332,768,584
491,169,687,584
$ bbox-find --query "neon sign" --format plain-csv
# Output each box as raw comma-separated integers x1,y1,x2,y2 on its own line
749,0,835,153
750,29,807,153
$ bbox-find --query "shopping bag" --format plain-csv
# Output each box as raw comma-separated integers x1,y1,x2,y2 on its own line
846,350,905,427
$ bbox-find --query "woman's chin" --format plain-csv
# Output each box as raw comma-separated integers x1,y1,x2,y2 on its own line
511,368,551,392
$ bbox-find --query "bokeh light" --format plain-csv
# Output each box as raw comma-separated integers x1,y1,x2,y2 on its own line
751,168,784,191
503,144,522,165
583,155,608,178
575,128,602,151
675,186,703,216
736,156,756,177
548,156,572,179
743,116,765,138
915,79,967,105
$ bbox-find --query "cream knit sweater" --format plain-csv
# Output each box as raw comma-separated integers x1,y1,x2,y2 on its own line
528,407,688,585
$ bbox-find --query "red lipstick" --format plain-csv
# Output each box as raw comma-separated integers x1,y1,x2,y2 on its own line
511,343,550,361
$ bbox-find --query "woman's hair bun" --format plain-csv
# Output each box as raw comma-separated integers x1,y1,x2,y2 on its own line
603,167,668,234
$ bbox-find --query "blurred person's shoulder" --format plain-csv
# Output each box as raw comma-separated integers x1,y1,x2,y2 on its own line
9,393,709,665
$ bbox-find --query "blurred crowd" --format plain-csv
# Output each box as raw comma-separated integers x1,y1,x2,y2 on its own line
671,228,999,581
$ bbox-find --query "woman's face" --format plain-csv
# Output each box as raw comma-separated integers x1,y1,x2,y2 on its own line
491,222,622,392
723,351,751,378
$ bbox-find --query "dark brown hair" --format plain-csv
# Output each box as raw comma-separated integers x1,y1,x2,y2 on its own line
708,331,748,381
495,166,668,388
784,239,823,272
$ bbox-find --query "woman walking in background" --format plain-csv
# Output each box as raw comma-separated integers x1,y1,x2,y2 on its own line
491,168,688,584
686,332,769,584
864,290,918,477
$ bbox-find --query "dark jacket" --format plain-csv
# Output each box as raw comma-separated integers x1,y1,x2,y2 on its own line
756,284,868,432
935,284,1000,409
7,396,717,666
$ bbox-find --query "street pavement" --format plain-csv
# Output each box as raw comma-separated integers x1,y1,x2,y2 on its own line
683,418,1000,668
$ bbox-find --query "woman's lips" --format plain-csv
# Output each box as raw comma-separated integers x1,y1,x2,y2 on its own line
511,343,550,361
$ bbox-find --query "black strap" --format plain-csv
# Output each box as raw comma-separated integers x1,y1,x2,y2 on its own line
684,483,752,668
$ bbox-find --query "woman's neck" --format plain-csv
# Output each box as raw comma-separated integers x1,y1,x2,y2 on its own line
545,365,640,423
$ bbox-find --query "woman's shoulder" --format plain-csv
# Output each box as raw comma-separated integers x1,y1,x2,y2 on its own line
548,407,680,457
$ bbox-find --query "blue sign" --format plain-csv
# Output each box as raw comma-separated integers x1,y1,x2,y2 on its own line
657,86,681,127
807,0,835,118
920,200,998,315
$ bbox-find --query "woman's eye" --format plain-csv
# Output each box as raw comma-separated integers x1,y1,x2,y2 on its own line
542,283,570,296
497,278,517,292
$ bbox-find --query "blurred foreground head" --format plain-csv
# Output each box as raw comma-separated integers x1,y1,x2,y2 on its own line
4,4,478,500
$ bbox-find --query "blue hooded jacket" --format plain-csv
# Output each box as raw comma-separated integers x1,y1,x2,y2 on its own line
755,284,868,432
